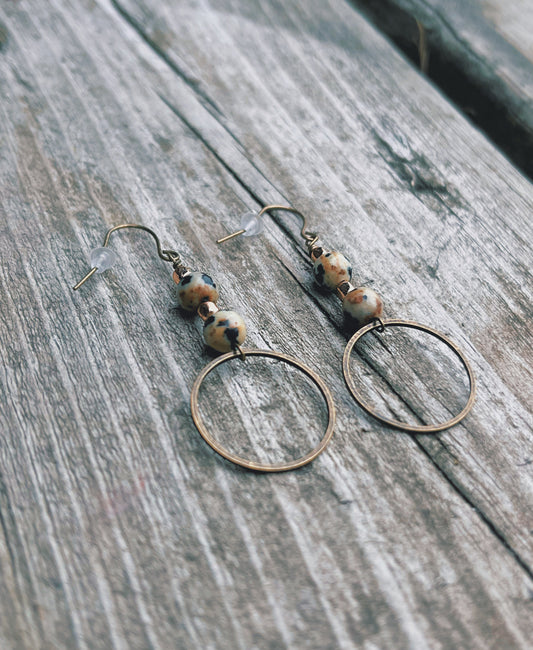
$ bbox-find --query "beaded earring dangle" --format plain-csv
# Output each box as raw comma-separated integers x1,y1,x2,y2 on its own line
218,205,476,433
72,223,335,472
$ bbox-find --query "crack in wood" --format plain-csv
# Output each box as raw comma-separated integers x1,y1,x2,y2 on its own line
412,436,533,581
350,0,533,181
110,0,225,120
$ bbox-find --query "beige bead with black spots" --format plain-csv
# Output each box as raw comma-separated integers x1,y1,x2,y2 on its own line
203,310,247,353
176,271,219,312
343,287,383,328
313,251,352,291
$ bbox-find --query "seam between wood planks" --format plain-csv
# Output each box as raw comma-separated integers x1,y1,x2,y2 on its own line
276,251,533,583
110,0,224,119
106,0,533,581
156,94,272,212
349,0,533,181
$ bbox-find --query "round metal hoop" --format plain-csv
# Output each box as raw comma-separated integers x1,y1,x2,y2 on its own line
343,319,476,433
190,348,336,472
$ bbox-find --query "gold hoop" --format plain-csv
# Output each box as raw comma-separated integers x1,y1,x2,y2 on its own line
190,348,336,471
343,319,476,433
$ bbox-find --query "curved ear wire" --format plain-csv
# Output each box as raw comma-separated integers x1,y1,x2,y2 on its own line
217,204,319,250
73,223,185,290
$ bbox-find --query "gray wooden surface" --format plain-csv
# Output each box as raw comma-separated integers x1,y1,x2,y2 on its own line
0,0,532,648
352,0,533,178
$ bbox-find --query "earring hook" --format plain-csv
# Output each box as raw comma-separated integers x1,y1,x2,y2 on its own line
73,223,184,290
216,204,319,249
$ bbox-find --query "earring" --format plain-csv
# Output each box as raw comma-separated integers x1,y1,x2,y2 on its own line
218,205,476,433
73,223,335,472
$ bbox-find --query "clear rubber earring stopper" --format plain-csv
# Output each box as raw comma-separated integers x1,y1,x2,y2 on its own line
90,247,117,273
240,212,264,237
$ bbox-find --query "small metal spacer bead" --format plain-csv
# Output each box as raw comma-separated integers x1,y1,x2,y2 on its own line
172,266,192,283
197,301,219,321
310,245,324,261
336,281,357,301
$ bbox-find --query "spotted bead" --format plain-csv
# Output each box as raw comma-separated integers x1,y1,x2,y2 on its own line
343,287,383,328
203,310,246,353
313,251,352,291
176,272,219,312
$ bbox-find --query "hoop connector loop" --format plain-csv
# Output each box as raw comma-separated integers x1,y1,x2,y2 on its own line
342,318,476,433
190,348,336,472
373,317,386,333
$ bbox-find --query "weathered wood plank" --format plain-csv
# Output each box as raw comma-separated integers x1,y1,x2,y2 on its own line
351,0,533,178
0,0,531,648
114,0,533,561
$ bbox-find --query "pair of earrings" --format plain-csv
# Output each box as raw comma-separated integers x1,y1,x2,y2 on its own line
73,206,475,472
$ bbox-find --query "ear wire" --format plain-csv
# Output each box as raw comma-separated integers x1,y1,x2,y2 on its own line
73,223,186,290
217,204,319,250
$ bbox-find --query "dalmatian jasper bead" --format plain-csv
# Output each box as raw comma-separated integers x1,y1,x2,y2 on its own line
313,251,352,291
343,287,383,328
176,271,219,312
203,310,247,353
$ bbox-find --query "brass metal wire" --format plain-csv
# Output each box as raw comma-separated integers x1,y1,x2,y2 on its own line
343,319,476,433
216,204,318,249
73,223,185,290
191,348,336,472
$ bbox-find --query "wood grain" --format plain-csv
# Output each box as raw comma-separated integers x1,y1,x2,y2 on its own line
0,0,531,648
351,0,533,178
